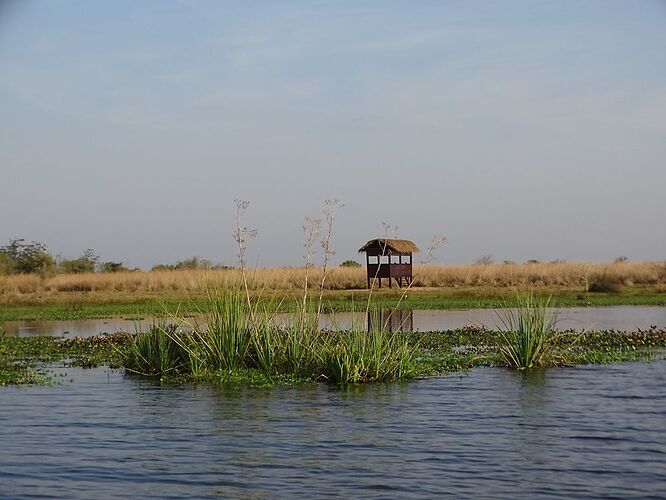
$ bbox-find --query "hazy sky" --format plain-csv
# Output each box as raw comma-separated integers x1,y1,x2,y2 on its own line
1,1,665,268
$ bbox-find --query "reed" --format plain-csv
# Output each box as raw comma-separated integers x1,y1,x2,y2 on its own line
496,294,557,369
323,318,416,383
196,291,254,370
278,307,321,374
120,280,418,383
122,322,190,377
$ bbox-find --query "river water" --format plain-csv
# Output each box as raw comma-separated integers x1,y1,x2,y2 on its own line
3,306,666,337
1,360,664,498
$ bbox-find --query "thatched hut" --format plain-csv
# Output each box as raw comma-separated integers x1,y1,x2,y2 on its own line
358,238,419,288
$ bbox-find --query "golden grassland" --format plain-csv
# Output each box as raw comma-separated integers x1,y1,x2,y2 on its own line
0,261,664,306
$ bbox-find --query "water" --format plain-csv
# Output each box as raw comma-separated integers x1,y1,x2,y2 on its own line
1,361,664,498
4,306,666,337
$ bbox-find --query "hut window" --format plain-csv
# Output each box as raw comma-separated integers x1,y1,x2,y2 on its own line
390,255,400,264
401,255,411,264
368,256,378,264
380,256,389,264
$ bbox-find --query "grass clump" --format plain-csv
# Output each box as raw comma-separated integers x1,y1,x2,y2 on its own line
324,328,416,383
123,323,190,377
117,290,418,385
497,294,560,369
192,291,256,371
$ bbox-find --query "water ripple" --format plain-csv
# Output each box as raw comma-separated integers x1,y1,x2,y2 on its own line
1,361,665,498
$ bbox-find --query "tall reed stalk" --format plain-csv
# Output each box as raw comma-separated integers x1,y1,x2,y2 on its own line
316,199,342,323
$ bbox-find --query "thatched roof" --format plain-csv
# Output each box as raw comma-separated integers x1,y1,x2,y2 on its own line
358,238,420,254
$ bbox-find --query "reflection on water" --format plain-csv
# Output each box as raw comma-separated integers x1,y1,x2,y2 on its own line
1,318,152,338
0,361,664,498
3,305,666,337
367,309,414,332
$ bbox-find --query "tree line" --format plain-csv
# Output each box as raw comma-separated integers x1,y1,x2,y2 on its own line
1,239,363,275
0,239,235,275
0,239,128,275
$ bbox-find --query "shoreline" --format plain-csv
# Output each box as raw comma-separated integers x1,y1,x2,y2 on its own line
1,287,665,322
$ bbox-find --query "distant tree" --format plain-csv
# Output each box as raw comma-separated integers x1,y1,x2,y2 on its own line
340,260,361,268
475,254,494,265
151,257,217,271
502,260,515,265
614,256,628,263
526,259,541,264
174,257,212,270
151,264,174,271
59,249,99,274
101,261,128,273
0,239,55,274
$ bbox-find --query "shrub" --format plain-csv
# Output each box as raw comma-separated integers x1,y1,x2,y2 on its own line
58,249,98,274
340,260,361,268
151,257,220,271
151,264,173,271
588,278,621,293
101,261,128,273
475,254,494,265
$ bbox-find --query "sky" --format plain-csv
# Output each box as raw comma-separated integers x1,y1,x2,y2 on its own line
1,0,665,268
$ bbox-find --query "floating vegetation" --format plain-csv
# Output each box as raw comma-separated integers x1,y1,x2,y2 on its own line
0,333,128,385
1,325,664,386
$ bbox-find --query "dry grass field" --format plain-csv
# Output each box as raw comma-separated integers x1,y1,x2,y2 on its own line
1,261,664,306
